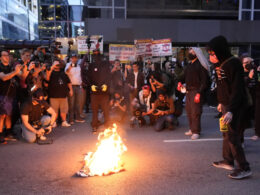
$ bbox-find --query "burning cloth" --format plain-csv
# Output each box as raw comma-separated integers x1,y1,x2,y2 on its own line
77,124,127,177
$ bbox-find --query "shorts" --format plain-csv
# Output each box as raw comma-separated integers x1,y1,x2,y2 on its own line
0,95,14,115
49,98,68,114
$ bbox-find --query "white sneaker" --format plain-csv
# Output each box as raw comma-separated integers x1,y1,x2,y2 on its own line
185,130,192,136
52,122,57,128
39,135,47,141
251,135,259,141
62,121,71,127
191,134,200,140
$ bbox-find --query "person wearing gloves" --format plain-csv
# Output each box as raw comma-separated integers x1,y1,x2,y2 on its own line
177,47,209,140
87,50,111,133
208,35,251,180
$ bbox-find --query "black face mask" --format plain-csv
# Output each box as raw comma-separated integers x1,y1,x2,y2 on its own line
245,63,253,71
188,53,197,60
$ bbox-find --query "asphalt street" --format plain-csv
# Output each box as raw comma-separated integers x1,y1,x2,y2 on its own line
0,106,259,195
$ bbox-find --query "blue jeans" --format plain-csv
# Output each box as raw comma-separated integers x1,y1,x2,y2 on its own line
68,85,83,121
154,114,174,131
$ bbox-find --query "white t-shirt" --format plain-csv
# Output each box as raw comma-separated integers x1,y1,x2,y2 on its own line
65,62,82,85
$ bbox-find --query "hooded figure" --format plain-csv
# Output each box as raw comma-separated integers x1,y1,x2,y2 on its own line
208,35,251,180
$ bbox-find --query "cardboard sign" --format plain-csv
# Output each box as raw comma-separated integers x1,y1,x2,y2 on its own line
151,39,172,57
77,35,103,54
134,39,153,57
109,44,135,63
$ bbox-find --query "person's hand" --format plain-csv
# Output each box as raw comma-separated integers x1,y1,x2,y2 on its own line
153,110,164,116
217,104,222,112
257,66,260,72
114,101,119,107
142,112,147,116
51,61,59,70
28,61,35,70
249,69,254,79
194,93,200,103
14,64,23,74
41,64,46,71
91,85,98,92
101,84,108,92
149,78,155,85
69,89,73,97
45,126,52,134
36,128,45,136
177,82,182,91
223,112,233,124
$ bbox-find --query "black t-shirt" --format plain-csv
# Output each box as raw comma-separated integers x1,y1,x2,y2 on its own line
0,63,18,97
20,100,50,124
48,70,71,98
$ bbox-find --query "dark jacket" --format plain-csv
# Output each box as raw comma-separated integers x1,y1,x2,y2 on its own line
87,54,111,95
208,35,248,114
184,59,208,94
126,71,144,92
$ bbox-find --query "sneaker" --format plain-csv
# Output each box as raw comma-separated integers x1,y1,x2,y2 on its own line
251,135,259,141
52,122,57,128
228,169,252,179
212,161,235,171
191,134,200,140
75,119,85,123
62,121,71,127
39,135,47,141
185,130,192,136
4,134,17,141
0,135,7,144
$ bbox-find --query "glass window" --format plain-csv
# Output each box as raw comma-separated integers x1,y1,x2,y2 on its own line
39,0,53,4
87,0,112,6
88,8,112,18
69,22,85,37
254,11,260,20
242,0,251,9
55,0,69,4
56,5,68,21
39,22,55,38
40,5,55,21
115,0,125,7
255,0,260,9
23,0,27,6
242,11,251,20
69,5,83,21
2,21,29,40
55,22,69,37
115,9,125,18
28,0,32,10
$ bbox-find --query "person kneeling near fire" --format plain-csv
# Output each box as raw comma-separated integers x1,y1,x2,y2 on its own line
110,90,127,123
20,88,56,143
152,90,175,131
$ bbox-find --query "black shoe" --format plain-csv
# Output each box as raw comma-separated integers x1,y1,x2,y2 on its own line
5,134,17,141
228,169,252,179
0,134,7,144
212,161,234,171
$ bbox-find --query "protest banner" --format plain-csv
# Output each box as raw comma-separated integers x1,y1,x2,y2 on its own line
77,35,103,54
109,44,136,63
134,39,153,57
151,39,172,57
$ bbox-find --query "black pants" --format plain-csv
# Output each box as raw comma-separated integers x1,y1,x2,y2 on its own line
221,105,250,171
185,90,203,134
91,94,110,128
255,92,260,136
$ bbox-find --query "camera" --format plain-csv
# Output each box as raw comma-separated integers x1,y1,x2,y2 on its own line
34,60,41,68
153,109,159,114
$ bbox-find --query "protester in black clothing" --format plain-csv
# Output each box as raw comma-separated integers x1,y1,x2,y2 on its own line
46,60,73,128
208,35,252,180
87,51,111,132
254,66,260,140
126,62,144,101
110,59,124,95
137,55,144,72
178,48,208,140
20,89,56,143
0,50,22,144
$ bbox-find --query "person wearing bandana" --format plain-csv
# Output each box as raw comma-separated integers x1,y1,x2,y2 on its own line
87,50,111,133
208,35,251,180
20,89,56,143
178,48,209,140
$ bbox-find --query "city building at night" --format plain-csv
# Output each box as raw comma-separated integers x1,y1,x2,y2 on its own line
0,0,39,40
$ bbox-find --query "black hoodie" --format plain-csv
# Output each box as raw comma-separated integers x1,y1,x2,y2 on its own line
208,36,247,113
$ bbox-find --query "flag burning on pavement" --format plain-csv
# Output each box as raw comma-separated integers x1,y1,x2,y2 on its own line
77,124,127,177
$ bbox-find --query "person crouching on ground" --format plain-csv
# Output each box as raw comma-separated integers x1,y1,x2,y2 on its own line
20,88,56,143
110,90,127,123
153,90,175,132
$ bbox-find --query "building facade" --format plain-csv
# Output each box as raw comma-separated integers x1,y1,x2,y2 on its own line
0,0,39,40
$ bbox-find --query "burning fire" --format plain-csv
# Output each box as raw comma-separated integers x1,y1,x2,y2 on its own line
77,124,127,177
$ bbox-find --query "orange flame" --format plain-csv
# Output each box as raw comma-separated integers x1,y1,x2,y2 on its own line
80,124,127,177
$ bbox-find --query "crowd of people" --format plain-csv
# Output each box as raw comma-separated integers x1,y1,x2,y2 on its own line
0,35,259,179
